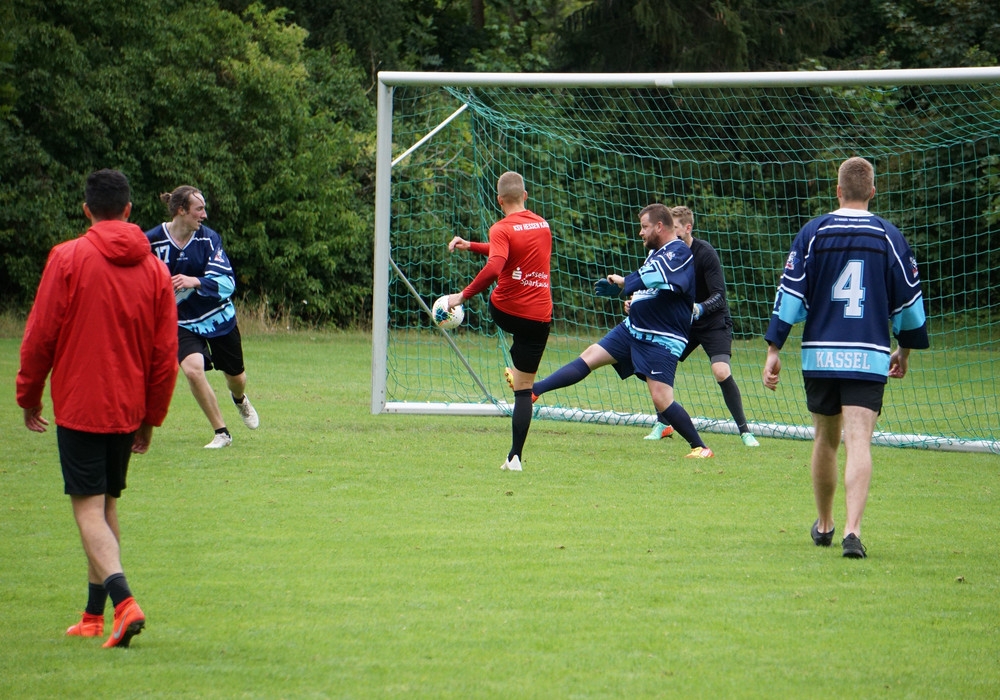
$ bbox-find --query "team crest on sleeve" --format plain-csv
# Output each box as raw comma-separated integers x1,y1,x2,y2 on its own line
665,251,676,261
909,255,919,277
213,249,225,262
785,251,798,270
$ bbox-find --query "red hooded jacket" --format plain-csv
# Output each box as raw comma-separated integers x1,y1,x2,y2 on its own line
17,220,179,433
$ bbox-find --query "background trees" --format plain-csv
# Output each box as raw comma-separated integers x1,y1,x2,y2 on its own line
2,0,372,323
1,0,997,324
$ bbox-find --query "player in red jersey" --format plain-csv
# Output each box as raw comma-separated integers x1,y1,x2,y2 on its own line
445,171,553,472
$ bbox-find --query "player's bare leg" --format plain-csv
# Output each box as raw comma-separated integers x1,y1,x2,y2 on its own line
224,370,248,402
71,494,123,584
180,353,225,430
841,405,877,538
506,367,534,392
710,361,731,383
810,412,842,535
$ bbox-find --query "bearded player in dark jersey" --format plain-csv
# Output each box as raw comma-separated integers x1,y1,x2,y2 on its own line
530,203,714,459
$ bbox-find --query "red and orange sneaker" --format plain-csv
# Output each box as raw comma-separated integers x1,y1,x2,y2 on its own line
66,612,104,637
102,597,145,649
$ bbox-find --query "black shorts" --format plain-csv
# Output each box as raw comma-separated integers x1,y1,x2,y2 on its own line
804,377,885,416
489,300,551,374
178,325,246,376
680,322,733,364
57,426,134,498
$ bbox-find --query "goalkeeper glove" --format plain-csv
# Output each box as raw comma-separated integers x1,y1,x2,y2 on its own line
691,303,704,321
594,279,624,298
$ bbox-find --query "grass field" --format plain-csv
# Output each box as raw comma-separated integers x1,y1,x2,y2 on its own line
1,329,998,698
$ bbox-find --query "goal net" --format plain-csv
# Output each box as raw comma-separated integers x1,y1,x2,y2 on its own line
372,69,1000,454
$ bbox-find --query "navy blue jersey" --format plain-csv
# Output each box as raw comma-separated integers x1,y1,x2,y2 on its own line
621,238,695,356
146,223,237,338
765,208,929,382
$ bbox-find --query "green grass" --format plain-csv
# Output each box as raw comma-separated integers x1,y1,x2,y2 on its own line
1,329,998,698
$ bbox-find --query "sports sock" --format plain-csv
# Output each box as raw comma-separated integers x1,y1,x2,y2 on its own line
85,581,108,616
232,394,245,405
658,402,705,449
508,389,534,460
532,357,591,396
215,426,230,436
102,573,134,608
719,375,749,433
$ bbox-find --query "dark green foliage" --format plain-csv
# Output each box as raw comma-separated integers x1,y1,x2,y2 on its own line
3,0,1000,327
556,0,874,73
1,0,374,324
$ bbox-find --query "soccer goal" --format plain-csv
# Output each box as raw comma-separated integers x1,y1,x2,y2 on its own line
372,68,1000,454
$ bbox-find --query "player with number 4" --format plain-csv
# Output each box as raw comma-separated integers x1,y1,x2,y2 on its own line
762,156,929,559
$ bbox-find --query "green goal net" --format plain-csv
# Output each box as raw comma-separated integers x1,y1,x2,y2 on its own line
372,70,1000,454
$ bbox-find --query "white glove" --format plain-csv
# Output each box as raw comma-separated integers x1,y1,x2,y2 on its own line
691,303,704,321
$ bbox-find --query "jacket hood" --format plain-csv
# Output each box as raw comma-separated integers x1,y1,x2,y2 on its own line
84,220,152,267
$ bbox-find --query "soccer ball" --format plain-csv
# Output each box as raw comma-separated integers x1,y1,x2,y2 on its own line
432,295,464,330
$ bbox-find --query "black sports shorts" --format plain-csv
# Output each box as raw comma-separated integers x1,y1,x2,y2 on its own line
804,377,885,416
178,325,246,376
489,300,551,374
57,426,134,498
680,322,733,364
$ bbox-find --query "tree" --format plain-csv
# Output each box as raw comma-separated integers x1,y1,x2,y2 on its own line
555,0,878,72
878,0,999,68
1,0,375,324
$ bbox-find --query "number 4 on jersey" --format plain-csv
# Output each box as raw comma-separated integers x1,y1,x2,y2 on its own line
832,259,865,318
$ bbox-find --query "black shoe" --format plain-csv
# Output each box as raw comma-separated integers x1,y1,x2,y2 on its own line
842,533,867,559
811,519,834,547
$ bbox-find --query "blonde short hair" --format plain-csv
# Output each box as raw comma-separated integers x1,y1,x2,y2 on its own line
838,157,875,202
670,205,694,228
497,171,525,203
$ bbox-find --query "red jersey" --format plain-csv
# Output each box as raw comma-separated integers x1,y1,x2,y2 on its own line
462,209,552,323
17,220,179,433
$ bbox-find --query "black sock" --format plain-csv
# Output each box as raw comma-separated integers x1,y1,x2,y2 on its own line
718,375,749,433
533,357,591,396
659,402,705,449
232,394,245,405
102,573,133,608
85,582,108,616
215,426,230,436
509,389,534,461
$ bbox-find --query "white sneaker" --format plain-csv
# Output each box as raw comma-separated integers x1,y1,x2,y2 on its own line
234,395,259,430
204,432,233,449
740,432,760,447
501,455,522,472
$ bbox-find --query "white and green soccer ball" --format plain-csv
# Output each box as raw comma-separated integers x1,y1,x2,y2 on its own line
432,296,464,330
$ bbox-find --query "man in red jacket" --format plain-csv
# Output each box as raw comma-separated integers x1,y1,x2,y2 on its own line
17,169,178,649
